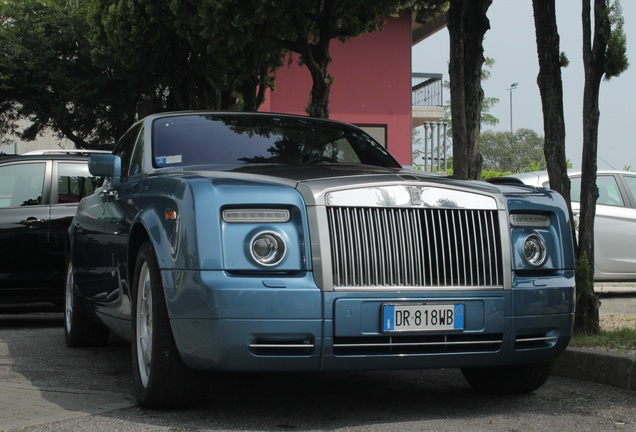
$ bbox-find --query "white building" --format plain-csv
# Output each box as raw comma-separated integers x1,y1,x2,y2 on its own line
1,120,74,154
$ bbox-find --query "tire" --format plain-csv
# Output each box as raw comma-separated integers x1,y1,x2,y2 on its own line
131,242,206,409
64,260,110,347
461,361,554,395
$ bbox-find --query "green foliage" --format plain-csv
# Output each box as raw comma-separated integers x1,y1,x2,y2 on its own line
480,129,546,173
88,0,285,112
560,51,570,67
2,0,454,145
412,0,449,23
427,167,519,181
571,327,636,353
91,0,431,118
480,169,514,180
604,0,629,79
0,0,138,148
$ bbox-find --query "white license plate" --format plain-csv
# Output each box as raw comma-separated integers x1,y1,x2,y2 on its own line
382,303,465,333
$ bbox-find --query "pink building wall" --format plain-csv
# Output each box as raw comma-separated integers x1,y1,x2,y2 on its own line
260,14,413,165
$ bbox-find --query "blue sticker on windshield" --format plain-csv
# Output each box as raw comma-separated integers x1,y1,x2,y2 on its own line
155,155,182,166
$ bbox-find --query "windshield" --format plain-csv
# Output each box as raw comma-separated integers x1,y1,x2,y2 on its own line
151,114,401,169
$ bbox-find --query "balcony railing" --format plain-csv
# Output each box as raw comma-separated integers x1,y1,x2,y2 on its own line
412,73,443,107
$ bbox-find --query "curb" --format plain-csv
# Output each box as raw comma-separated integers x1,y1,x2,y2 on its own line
553,347,636,391
595,283,636,295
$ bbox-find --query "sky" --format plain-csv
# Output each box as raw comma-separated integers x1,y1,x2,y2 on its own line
412,1,636,170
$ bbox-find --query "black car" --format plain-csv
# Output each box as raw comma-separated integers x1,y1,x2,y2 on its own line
0,151,101,307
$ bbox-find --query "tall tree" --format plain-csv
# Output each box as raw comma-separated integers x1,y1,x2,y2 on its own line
577,0,628,334
90,0,285,113
196,0,284,111
532,0,572,215
531,2,586,332
0,0,139,148
446,0,492,180
90,0,218,113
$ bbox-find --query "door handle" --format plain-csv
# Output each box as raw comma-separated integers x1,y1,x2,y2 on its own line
19,217,45,228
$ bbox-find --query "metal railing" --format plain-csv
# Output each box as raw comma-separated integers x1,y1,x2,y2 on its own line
413,122,450,173
412,73,443,107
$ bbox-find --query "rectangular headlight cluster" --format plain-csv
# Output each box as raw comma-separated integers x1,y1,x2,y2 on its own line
509,213,551,228
222,209,290,223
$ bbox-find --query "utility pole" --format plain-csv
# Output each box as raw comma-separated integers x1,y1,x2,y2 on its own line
507,82,518,133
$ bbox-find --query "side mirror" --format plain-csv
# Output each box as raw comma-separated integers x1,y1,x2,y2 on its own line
89,154,122,185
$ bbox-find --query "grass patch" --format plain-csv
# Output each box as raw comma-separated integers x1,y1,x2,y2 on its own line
570,327,636,353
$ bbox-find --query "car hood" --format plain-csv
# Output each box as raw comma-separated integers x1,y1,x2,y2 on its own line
152,163,510,207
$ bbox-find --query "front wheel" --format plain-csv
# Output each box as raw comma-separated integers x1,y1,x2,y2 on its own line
461,361,554,395
131,242,206,409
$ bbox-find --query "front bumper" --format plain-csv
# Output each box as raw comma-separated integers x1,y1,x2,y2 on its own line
163,270,575,371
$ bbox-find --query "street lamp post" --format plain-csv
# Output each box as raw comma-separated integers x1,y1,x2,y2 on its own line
507,82,518,133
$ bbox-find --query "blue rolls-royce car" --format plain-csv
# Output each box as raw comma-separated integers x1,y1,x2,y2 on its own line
65,112,575,408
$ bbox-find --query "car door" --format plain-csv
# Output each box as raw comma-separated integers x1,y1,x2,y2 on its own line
49,160,98,286
570,173,636,280
599,173,636,279
73,126,141,317
0,160,52,293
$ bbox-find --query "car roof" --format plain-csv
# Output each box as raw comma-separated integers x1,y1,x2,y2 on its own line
21,149,111,155
0,154,97,163
489,169,636,187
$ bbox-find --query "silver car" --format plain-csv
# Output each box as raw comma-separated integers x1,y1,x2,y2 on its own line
495,170,636,281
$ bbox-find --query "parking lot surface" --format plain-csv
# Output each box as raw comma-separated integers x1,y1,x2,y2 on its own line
1,292,634,431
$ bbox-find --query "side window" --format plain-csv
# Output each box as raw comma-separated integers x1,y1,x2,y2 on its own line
569,177,581,202
0,163,45,208
56,162,98,204
622,175,636,206
114,125,143,180
597,175,624,206
129,130,145,176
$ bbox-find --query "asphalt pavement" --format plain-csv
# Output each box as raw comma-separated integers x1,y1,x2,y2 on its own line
0,286,634,431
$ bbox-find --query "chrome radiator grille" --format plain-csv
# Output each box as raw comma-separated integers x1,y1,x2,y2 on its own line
327,207,503,289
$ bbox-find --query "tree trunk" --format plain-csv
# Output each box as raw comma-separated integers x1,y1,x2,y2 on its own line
532,0,572,211
576,0,610,334
304,43,332,119
532,0,578,251
447,0,492,180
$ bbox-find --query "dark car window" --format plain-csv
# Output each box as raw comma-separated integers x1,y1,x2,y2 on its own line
114,124,143,180
0,162,45,207
151,114,400,169
57,162,98,203
129,128,145,176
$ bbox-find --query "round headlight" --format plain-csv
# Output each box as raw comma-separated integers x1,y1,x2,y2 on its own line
250,231,286,266
523,233,547,267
